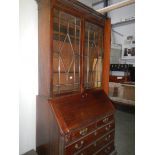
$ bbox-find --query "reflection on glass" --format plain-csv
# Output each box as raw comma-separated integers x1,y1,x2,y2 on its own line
84,22,103,89
53,9,81,95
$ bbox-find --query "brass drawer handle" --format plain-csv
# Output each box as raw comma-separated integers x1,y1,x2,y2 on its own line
102,117,108,123
105,127,109,131
94,131,97,136
75,140,84,150
104,149,108,153
79,128,88,136
105,147,111,153
105,124,112,131
82,93,88,98
105,134,111,141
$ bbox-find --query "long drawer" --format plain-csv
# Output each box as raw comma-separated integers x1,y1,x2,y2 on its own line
65,123,96,143
65,114,114,143
65,132,96,155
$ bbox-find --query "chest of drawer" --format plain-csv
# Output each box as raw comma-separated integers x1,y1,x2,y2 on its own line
75,131,115,155
65,123,96,143
97,114,114,128
65,132,96,155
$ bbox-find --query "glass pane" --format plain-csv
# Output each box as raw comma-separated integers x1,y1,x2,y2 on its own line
53,9,81,95
84,22,103,89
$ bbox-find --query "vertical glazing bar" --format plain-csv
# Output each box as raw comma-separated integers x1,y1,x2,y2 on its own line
77,21,82,91
94,31,97,87
101,31,103,87
99,32,103,87
97,32,99,87
66,22,70,84
73,18,76,90
79,21,81,90
80,19,84,93
58,11,61,94
87,29,89,88
92,31,95,87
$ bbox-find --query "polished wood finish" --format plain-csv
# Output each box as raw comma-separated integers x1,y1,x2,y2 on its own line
97,114,114,128
51,90,114,132
103,18,111,95
65,122,96,143
38,0,52,96
37,0,116,154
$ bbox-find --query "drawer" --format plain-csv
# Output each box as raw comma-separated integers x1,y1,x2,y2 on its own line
75,143,96,155
97,114,114,128
96,122,115,139
95,141,115,155
96,131,115,147
65,123,96,143
65,132,96,155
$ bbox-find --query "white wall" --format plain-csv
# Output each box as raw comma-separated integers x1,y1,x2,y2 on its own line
78,0,93,7
108,0,135,64
109,2,135,45
108,0,135,23
19,0,38,154
79,0,135,64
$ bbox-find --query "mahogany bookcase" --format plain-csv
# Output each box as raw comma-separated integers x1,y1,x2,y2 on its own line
36,0,116,154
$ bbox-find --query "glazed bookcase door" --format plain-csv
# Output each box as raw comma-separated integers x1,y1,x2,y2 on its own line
53,9,81,95
84,22,103,89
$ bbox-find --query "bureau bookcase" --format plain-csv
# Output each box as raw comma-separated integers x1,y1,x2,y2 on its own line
36,0,116,154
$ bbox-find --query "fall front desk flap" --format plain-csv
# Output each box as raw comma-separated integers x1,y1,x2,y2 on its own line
50,90,115,135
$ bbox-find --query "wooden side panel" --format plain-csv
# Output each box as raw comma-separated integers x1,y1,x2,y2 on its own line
38,0,52,96
36,95,64,155
49,102,64,155
102,18,111,95
36,96,50,155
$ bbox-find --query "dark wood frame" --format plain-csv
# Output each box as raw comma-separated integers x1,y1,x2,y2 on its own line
52,1,106,96
37,0,109,97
